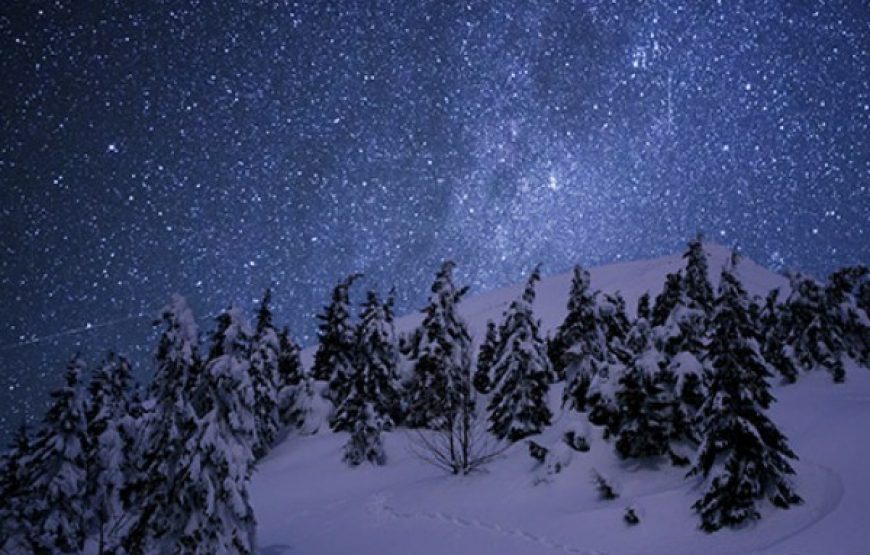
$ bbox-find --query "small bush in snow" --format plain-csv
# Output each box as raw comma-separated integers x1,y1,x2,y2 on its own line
592,470,619,500
527,440,548,463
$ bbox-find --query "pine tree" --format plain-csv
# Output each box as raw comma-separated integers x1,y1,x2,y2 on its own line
778,273,845,382
21,355,89,553
85,352,133,554
551,265,609,411
487,266,553,441
825,266,870,366
614,360,672,460
651,272,683,327
313,274,362,406
123,295,201,554
649,240,714,444
250,289,282,459
682,234,715,314
636,292,652,321
405,261,474,429
584,291,634,433
276,326,305,428
332,290,402,433
689,254,801,532
0,424,34,553
343,402,388,466
598,291,632,363
759,289,799,383
174,304,258,554
473,321,499,393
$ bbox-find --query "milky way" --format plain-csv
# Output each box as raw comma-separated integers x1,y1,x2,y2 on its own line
1,1,868,437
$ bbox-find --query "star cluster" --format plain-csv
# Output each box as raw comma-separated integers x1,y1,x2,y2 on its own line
1,1,868,437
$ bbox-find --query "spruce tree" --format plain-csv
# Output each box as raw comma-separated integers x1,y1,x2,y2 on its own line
759,289,799,383
175,304,258,554
636,292,652,321
651,272,683,327
473,321,499,393
21,355,89,553
250,288,281,458
85,352,133,554
649,240,714,444
598,291,632,363
332,290,402,433
682,234,715,314
405,261,474,429
778,273,845,382
689,254,801,532
551,265,609,411
825,266,870,366
123,295,201,554
0,424,34,553
614,360,672,460
343,401,388,467
487,266,553,441
312,274,362,406
276,326,305,428
583,291,634,433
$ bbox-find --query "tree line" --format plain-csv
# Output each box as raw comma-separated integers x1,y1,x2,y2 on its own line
1,237,867,552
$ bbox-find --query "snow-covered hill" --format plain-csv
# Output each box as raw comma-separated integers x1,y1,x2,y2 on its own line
251,245,869,555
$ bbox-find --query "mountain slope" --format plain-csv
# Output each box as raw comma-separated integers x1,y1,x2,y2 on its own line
252,245,868,555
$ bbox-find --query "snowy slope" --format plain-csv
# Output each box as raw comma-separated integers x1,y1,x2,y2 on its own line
252,245,869,555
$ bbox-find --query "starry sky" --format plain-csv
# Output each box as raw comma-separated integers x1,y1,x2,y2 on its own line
1,1,868,437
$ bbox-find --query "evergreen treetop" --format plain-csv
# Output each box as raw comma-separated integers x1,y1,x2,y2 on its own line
176,306,258,554
250,289,282,458
682,234,714,313
487,265,553,441
331,289,402,432
551,265,609,411
312,273,362,383
690,254,801,531
405,261,474,429
22,355,89,553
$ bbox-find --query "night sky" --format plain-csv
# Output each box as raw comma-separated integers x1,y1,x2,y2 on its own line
1,1,868,438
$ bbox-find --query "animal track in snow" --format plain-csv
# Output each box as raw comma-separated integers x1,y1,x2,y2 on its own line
367,493,601,555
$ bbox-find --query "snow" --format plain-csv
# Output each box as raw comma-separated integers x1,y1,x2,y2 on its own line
251,245,867,555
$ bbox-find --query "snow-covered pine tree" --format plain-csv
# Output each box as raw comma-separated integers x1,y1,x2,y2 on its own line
651,272,683,327
551,265,609,412
825,265,870,366
20,355,89,553
487,266,553,442
636,292,652,321
343,401,388,466
598,291,632,362
613,359,672,460
473,320,499,393
682,234,715,315
85,352,133,554
276,326,305,428
584,291,634,434
174,303,259,554
332,289,402,434
689,253,802,532
778,272,845,382
123,295,201,554
312,274,362,406
759,289,799,383
0,424,34,553
658,238,714,358
405,261,474,429
250,288,282,459
648,240,714,444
